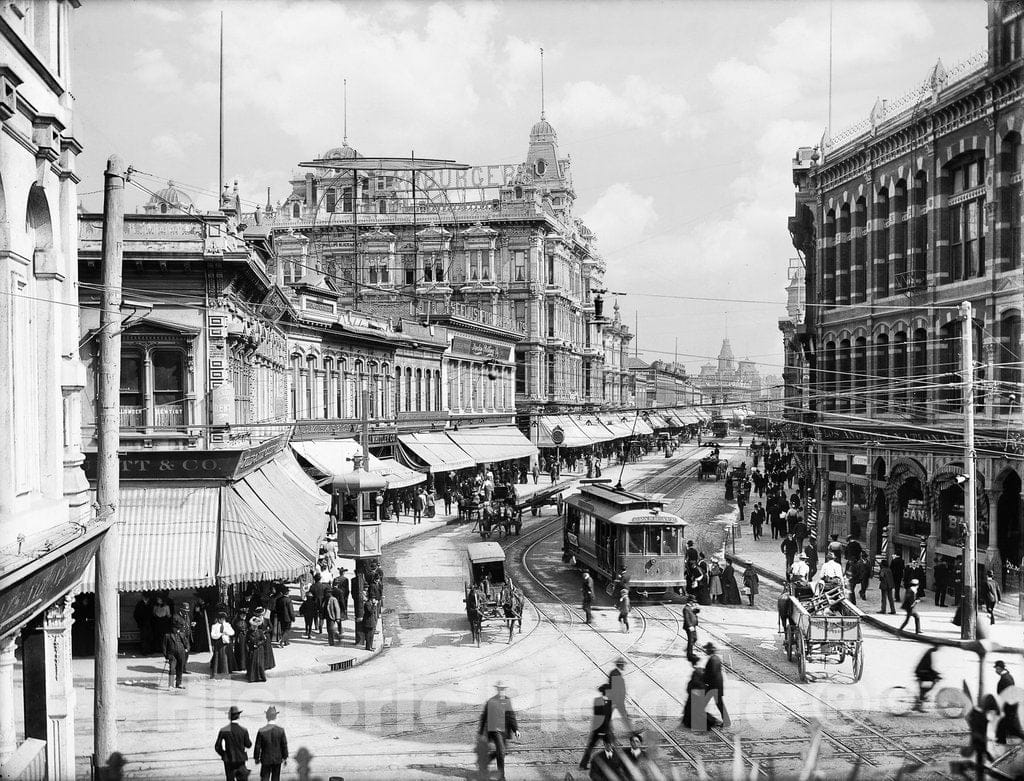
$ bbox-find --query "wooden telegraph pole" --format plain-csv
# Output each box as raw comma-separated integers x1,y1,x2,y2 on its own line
94,156,125,769
960,301,978,642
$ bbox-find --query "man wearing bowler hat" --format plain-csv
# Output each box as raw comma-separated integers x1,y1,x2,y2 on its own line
214,706,251,781
254,706,288,781
703,642,730,728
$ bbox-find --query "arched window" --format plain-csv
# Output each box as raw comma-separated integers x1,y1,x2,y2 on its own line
874,334,890,411
911,327,928,414
822,341,837,412
823,209,836,307
291,202,300,219
946,154,986,280
854,336,868,413
894,180,909,286
322,357,333,418
893,332,908,412
305,355,317,420
875,189,890,296
838,338,852,412
852,198,867,303
415,369,423,411
939,322,961,411
999,310,1022,414
290,355,302,418
1001,133,1022,271
405,367,412,412
912,171,928,285
837,204,851,305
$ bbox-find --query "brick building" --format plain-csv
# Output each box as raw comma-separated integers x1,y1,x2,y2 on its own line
787,0,1023,586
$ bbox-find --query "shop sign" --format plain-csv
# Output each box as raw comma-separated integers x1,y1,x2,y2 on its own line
234,433,289,477
0,531,105,637
902,499,931,537
451,337,506,360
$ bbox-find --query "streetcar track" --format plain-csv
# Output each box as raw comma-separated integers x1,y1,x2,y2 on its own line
515,518,762,777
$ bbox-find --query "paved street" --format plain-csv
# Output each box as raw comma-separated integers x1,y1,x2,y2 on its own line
43,444,1021,780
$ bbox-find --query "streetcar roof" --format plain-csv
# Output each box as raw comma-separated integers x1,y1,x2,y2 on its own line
466,541,506,564
578,483,661,509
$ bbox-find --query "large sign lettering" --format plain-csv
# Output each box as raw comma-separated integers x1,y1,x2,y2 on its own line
451,337,507,360
405,165,519,192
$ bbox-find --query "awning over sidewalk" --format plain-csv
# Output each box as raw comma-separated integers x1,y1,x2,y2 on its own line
631,417,654,436
446,426,538,464
292,439,426,489
595,416,635,440
539,415,597,448
575,416,616,443
645,414,671,430
397,432,476,472
82,450,331,592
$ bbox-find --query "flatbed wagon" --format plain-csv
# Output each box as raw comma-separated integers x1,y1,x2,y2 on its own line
463,542,523,646
781,582,863,682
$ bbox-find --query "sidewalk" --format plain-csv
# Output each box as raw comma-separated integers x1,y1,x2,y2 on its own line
89,456,678,686
717,489,1024,647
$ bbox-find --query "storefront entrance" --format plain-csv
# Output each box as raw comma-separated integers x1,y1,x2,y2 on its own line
997,470,1022,589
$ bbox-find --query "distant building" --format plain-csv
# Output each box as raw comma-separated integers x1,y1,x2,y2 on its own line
692,338,762,408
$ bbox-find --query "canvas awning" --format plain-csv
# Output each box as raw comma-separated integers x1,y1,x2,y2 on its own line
446,426,538,464
575,416,616,443
80,450,331,592
646,414,671,430
397,431,476,472
632,417,654,436
291,439,426,489
595,416,635,440
539,415,596,448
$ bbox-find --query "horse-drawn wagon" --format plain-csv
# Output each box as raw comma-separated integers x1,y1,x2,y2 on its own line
463,542,523,646
697,456,721,481
779,581,863,682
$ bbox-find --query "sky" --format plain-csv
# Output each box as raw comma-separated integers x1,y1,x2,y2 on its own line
70,0,986,380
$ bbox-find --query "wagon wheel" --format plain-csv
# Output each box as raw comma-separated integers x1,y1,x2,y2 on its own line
851,643,864,682
796,631,807,682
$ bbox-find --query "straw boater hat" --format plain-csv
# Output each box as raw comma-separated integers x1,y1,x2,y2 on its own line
494,680,507,692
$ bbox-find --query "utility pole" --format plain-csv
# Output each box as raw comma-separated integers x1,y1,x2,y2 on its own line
960,300,978,642
218,12,224,206
94,155,125,770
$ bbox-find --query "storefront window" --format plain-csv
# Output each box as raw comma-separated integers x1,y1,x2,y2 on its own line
902,498,930,538
850,484,869,540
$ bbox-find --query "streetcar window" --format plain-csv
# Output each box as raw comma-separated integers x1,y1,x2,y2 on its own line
566,506,579,535
645,527,662,555
662,526,680,555
628,527,644,554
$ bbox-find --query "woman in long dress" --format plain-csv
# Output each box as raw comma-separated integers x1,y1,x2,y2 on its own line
695,556,712,605
742,566,759,607
209,610,234,678
709,560,723,603
719,562,742,605
246,616,267,682
230,613,248,672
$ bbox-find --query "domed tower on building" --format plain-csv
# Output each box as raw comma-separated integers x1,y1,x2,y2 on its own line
143,180,193,215
524,113,575,215
717,338,735,374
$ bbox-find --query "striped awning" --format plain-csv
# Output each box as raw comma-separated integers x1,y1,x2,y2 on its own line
219,487,312,584
292,439,426,488
114,486,220,591
632,417,654,436
446,426,538,464
596,416,636,440
81,451,330,593
645,414,671,430
398,432,476,472
539,415,595,448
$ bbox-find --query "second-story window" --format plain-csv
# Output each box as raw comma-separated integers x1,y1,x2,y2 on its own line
547,302,556,338
291,202,301,219
325,189,336,213
949,155,986,281
514,250,526,282
368,254,389,284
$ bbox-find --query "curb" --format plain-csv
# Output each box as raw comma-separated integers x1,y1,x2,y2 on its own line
724,552,982,651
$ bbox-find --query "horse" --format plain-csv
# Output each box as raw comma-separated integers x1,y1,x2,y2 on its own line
777,591,794,633
465,587,484,644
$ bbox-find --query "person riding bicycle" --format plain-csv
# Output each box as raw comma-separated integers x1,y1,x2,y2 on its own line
914,645,942,711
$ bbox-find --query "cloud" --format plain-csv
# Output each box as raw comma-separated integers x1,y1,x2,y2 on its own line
135,5,183,23
132,48,178,92
151,131,203,161
708,59,799,114
583,183,658,255
559,76,698,141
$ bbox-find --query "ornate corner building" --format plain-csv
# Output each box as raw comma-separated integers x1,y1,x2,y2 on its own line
251,113,633,447
785,0,1023,589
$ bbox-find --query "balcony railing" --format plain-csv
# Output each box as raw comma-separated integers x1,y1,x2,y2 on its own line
2,738,46,780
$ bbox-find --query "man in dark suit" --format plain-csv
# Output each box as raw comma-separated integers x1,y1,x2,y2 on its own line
682,602,700,663
308,573,327,634
162,621,189,689
214,706,251,781
362,597,380,651
890,552,905,601
703,642,730,728
253,706,288,781
579,688,613,770
479,681,520,779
